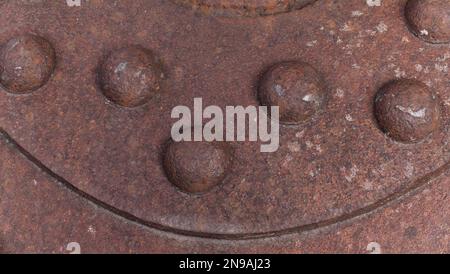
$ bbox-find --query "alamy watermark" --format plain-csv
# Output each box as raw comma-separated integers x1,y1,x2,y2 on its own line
66,0,81,7
171,98,280,153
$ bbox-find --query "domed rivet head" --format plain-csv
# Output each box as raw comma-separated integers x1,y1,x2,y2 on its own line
405,0,450,44
258,61,327,125
374,79,441,143
163,140,233,194
0,34,56,94
98,46,164,108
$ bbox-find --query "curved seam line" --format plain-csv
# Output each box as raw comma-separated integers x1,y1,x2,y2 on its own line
0,128,448,240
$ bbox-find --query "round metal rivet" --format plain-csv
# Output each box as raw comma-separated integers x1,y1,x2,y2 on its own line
258,61,327,125
0,34,56,94
98,46,164,108
163,140,233,194
374,79,441,143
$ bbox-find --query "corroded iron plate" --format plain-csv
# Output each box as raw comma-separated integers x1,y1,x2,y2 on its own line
0,0,448,253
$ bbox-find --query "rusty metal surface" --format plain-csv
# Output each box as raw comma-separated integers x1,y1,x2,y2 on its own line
174,0,318,16
0,0,449,253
